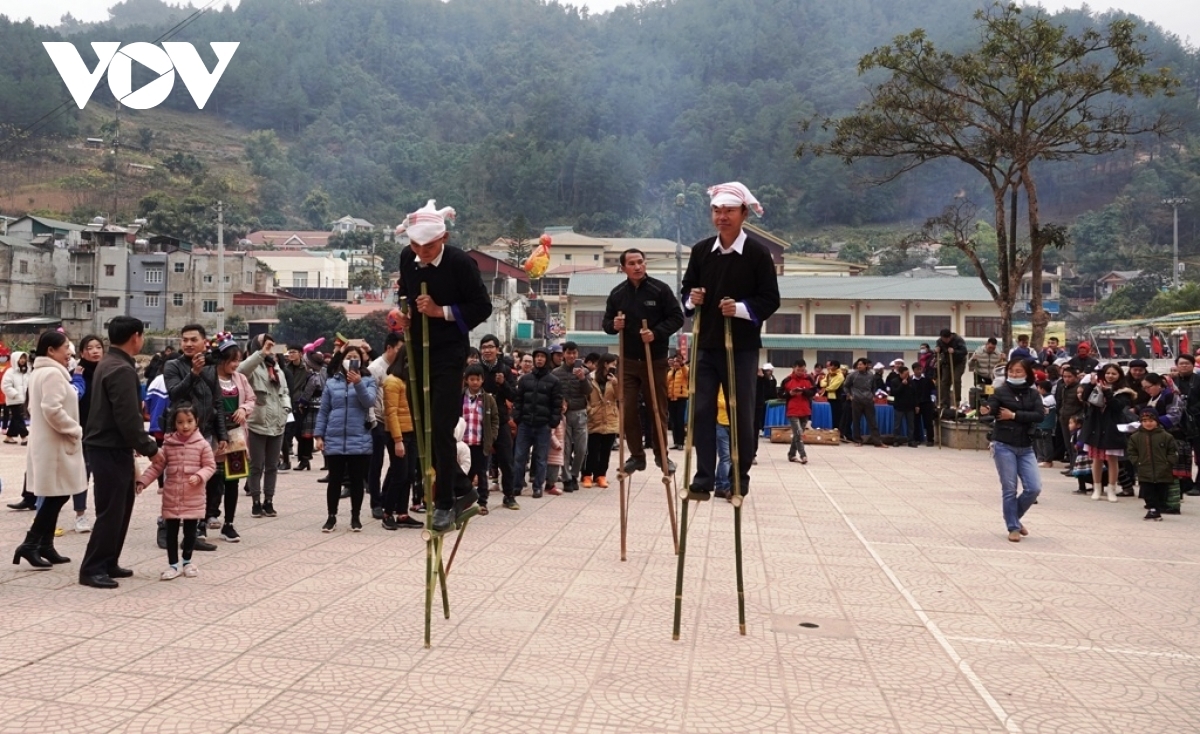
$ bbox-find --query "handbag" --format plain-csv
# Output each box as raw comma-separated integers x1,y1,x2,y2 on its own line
1086,386,1106,409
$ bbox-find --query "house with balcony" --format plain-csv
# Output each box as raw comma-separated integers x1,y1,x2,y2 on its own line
1096,270,1143,300
563,273,998,367
330,216,374,234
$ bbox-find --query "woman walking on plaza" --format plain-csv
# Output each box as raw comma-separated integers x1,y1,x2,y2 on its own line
11,331,84,568
981,358,1045,543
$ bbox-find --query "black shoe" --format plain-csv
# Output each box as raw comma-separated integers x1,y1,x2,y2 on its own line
371,506,384,520
277,459,291,472
432,508,454,532
156,524,167,550
688,488,713,502
381,513,399,530
1144,509,1163,521
563,483,577,493
623,456,647,474
79,573,118,589
713,488,730,499
503,498,520,510
7,496,36,511
193,537,218,552
1187,489,1200,497
220,524,240,543
321,515,337,533
11,532,50,568
38,541,71,565
655,458,677,474
251,501,264,518
107,565,133,578
296,459,311,471
317,475,330,483
262,501,277,517
396,514,423,527
532,488,544,499
350,516,363,532
453,488,479,515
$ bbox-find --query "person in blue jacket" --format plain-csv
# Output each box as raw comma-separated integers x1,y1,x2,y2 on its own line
314,344,377,532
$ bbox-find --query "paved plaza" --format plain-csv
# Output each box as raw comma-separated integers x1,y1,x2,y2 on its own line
0,436,1198,734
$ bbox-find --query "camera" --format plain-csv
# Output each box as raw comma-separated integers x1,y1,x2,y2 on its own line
203,349,219,366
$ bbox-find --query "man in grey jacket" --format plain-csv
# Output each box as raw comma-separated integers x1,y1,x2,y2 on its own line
550,341,592,491
845,358,887,448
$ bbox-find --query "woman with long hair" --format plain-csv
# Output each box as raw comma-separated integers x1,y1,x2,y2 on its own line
980,358,1045,543
11,330,85,568
68,334,104,533
205,335,256,542
1080,362,1136,502
582,353,619,488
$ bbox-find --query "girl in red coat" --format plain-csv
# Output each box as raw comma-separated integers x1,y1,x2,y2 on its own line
137,403,217,580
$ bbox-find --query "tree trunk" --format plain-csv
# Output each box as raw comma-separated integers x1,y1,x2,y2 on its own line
1024,173,1050,350
991,185,1014,349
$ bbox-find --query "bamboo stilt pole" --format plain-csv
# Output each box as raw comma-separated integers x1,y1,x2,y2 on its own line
724,316,746,636
617,312,628,562
672,311,701,640
642,319,679,555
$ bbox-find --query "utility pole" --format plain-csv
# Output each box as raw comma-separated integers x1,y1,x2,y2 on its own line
1163,197,1190,290
217,200,225,332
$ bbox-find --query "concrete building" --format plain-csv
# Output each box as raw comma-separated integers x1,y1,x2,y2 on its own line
563,273,997,366
243,230,333,249
0,236,74,333
164,249,262,334
248,250,348,301
331,216,374,234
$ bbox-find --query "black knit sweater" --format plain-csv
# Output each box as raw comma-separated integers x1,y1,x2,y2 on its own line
398,245,492,355
680,232,780,351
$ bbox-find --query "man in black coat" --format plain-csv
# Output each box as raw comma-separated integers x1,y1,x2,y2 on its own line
512,348,563,499
680,183,780,500
603,248,685,475
479,334,518,509
79,317,160,589
393,200,493,531
934,328,968,416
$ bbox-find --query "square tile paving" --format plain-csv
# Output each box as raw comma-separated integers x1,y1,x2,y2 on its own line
2,437,1198,733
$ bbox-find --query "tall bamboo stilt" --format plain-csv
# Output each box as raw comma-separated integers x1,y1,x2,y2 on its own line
617,312,628,562
642,319,679,555
935,350,943,450
724,316,746,636
672,311,701,640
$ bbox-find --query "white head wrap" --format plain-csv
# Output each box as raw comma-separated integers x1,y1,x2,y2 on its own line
395,199,456,245
707,182,764,217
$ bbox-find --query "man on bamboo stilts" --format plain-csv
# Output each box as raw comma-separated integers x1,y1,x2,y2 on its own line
680,183,780,500
393,200,492,532
603,249,685,476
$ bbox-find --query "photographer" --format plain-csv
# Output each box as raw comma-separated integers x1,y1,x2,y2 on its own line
160,324,226,551
314,343,377,532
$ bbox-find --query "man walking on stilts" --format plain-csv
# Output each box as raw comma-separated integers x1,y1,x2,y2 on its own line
393,200,493,532
679,183,780,500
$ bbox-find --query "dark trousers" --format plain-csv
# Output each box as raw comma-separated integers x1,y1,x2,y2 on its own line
367,423,386,509
297,435,314,462
281,420,298,459
621,357,669,463
468,444,487,504
325,454,369,517
5,403,27,439
894,409,917,445
1140,481,1170,512
410,344,469,510
918,402,936,443
584,433,616,478
383,433,416,514
164,519,198,565
29,495,69,536
690,348,758,494
851,400,881,445
513,423,551,492
755,401,767,436
205,473,240,524
81,447,137,577
828,399,843,437
668,398,688,447
487,423,515,500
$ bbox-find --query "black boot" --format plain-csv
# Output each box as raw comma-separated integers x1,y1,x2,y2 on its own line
37,538,71,564
12,531,51,569
6,493,36,511
156,521,168,550
296,459,311,471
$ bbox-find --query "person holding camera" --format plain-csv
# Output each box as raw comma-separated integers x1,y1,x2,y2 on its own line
160,323,226,552
238,333,290,520
314,344,377,532
602,248,685,475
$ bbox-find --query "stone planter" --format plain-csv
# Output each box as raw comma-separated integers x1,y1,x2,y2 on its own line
937,420,991,451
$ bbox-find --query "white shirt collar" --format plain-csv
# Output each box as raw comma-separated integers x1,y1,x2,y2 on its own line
416,245,446,268
711,229,747,255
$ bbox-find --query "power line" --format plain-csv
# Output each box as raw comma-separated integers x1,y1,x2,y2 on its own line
0,0,225,158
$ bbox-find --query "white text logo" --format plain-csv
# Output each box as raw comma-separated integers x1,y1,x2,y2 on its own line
43,42,240,110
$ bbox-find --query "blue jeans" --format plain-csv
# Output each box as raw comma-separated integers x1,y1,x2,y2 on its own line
992,442,1042,531
788,417,808,459
716,425,731,491
513,423,551,492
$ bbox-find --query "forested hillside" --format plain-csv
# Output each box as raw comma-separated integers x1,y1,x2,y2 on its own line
0,0,1197,273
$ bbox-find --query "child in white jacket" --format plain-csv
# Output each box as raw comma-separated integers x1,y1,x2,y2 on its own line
1,351,30,443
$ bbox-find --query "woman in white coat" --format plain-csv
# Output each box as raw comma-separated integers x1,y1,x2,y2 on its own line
11,331,85,569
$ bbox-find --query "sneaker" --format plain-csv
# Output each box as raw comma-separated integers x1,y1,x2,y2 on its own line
262,501,277,517
371,506,384,520
321,515,336,533
382,513,399,530
396,514,423,527
351,516,363,532
597,476,608,488
182,563,199,578
788,455,800,463
74,515,92,533
581,475,593,488
503,498,520,510
220,524,240,543
207,517,222,529
622,456,647,474
1144,509,1163,521
160,565,181,581
250,501,263,518
410,503,426,514
546,486,562,496
562,483,577,493
1008,530,1022,542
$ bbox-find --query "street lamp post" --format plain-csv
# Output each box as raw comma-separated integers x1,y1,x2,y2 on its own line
674,192,685,296
1163,196,1189,290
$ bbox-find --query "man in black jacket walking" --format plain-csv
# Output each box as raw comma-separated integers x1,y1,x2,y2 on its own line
512,348,563,499
603,248,685,475
680,183,780,499
479,334,518,509
79,317,160,589
393,200,493,531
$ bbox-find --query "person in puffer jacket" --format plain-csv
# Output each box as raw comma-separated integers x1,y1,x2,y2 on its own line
314,344,377,532
512,347,562,498
2,351,30,443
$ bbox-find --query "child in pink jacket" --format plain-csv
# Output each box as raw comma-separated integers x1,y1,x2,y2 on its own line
137,404,216,580
544,402,566,496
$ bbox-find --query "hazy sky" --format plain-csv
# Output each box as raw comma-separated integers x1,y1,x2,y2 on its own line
3,0,1197,48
